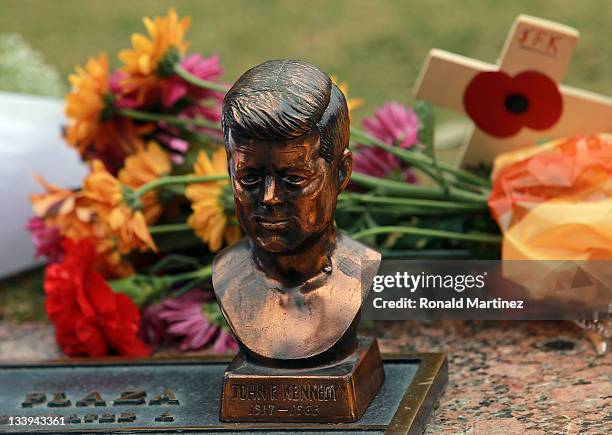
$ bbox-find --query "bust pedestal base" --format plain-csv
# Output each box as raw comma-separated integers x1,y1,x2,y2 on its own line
220,337,384,422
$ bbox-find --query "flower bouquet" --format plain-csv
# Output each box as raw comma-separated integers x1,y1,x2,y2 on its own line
27,9,609,357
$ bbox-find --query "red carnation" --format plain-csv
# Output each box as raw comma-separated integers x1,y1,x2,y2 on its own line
463,70,563,138
44,238,151,357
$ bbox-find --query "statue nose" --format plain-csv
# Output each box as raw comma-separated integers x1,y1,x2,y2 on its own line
261,176,282,205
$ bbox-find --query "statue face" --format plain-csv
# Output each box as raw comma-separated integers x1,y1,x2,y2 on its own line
228,131,338,253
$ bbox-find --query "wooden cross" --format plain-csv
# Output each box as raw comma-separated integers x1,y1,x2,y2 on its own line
414,15,612,166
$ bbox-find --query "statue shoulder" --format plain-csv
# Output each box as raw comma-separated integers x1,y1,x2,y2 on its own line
336,233,381,297
338,233,381,262
212,237,252,300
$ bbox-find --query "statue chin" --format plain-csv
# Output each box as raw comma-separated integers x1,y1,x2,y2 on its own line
251,235,296,253
251,228,329,255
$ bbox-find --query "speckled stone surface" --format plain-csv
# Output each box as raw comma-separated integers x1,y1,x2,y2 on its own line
0,320,610,434
373,321,611,434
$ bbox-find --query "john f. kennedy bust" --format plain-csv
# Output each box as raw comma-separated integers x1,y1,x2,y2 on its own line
212,59,381,366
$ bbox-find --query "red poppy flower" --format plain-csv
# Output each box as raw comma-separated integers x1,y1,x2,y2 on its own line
463,70,563,138
44,238,151,357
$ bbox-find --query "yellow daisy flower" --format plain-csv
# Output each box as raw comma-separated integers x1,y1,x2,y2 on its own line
83,160,157,254
331,75,363,117
186,148,241,252
118,8,191,104
118,141,172,223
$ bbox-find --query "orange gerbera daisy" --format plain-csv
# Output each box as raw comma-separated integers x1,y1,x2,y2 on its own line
29,176,134,278
83,160,157,254
118,8,191,105
65,53,152,167
331,75,363,117
118,141,172,223
65,53,109,153
93,236,135,278
186,148,240,252
30,176,94,240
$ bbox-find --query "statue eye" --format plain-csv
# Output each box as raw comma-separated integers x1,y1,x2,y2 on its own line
240,174,261,186
283,175,306,186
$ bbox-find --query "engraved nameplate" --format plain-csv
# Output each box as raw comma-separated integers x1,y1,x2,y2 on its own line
220,338,386,422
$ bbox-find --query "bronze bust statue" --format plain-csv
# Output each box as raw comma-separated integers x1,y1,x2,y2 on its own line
212,60,383,422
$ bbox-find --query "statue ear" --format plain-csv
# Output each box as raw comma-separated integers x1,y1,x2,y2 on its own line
338,149,353,192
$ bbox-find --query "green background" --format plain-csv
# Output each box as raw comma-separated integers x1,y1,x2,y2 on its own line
1,0,611,121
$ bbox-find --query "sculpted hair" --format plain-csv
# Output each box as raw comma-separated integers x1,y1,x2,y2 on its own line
222,60,350,166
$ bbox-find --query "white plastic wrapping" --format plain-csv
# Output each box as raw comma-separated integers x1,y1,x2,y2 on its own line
0,92,85,277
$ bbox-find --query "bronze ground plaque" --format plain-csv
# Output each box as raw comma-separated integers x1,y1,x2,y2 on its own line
0,353,447,434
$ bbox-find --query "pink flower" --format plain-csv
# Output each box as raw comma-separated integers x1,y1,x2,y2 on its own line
162,54,224,107
109,70,159,109
154,132,189,164
156,103,223,153
25,217,64,263
352,147,418,183
154,289,237,353
166,137,189,153
181,103,222,124
139,302,170,347
353,102,419,183
155,54,225,152
213,329,238,353
178,104,223,138
363,102,419,148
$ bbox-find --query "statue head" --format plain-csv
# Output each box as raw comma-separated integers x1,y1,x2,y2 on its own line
222,60,352,253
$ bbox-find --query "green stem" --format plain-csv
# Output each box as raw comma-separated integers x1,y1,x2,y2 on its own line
340,192,487,211
118,108,221,131
380,249,473,259
109,264,214,306
174,64,230,93
416,101,449,193
350,128,491,189
135,174,228,197
149,223,192,235
351,225,502,244
350,172,487,203
181,128,224,145
339,205,475,216
169,264,213,283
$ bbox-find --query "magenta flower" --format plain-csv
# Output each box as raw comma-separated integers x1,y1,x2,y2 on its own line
162,54,224,107
156,101,223,154
213,329,239,353
109,70,158,109
154,132,190,164
153,289,237,353
25,217,64,263
178,104,223,137
353,102,419,183
139,302,171,347
363,102,419,148
153,55,224,153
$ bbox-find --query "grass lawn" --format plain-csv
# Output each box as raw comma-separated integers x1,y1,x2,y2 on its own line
1,0,611,122
0,267,46,321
